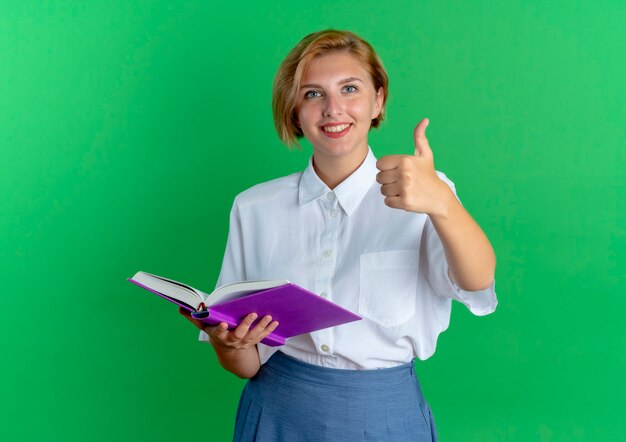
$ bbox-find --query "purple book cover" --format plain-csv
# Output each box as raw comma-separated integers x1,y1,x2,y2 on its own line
128,279,361,346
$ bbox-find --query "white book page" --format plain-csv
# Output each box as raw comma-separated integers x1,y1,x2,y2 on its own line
133,272,210,308
206,279,290,307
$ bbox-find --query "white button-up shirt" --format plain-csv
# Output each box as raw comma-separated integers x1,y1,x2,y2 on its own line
200,147,497,369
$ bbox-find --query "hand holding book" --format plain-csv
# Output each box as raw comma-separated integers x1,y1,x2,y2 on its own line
178,308,279,351
178,307,278,378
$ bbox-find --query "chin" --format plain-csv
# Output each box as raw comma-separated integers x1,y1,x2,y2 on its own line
316,145,359,158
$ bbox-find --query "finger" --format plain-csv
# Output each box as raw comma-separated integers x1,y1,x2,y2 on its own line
376,154,403,171
250,315,273,332
232,313,258,340
258,321,280,341
413,118,432,158
376,169,400,185
380,182,402,197
206,322,228,334
206,322,229,341
384,196,406,210
248,315,274,340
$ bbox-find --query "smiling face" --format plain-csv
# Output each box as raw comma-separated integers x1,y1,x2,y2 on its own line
296,51,384,165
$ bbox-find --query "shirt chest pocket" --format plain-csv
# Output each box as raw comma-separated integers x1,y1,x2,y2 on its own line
358,250,419,328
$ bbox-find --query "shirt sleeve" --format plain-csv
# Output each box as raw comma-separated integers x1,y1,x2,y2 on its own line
421,172,498,316
198,200,247,342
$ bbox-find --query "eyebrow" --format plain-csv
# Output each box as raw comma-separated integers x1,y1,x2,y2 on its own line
299,77,364,89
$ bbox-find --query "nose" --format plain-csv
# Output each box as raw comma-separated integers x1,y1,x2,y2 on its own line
323,93,343,117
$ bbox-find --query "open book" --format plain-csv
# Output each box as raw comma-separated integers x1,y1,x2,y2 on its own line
128,271,361,346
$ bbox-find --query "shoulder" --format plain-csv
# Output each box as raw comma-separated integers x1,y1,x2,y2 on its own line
233,171,302,209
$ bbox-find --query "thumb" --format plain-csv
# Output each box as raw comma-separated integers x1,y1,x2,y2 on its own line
414,118,432,158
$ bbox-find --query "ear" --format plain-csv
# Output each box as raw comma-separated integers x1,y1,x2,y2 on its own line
372,87,385,120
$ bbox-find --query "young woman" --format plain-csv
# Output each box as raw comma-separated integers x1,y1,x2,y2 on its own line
180,29,497,441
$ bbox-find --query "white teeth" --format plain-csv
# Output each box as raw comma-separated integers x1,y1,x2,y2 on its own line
322,124,350,133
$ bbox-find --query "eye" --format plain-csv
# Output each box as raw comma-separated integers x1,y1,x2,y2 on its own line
343,84,358,93
304,90,322,99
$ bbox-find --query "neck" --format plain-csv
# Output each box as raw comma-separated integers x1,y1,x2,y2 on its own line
312,146,368,189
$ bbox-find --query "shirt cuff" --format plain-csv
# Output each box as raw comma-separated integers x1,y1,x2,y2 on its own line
198,330,210,342
441,262,498,316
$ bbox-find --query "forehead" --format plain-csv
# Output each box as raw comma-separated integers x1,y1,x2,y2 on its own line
301,51,372,84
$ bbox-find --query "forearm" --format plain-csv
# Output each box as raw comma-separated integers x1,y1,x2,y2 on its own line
209,340,261,379
429,189,496,291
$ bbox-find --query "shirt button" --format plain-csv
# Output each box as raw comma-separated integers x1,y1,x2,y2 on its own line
330,209,338,217
321,344,330,352
326,193,336,201
323,250,332,258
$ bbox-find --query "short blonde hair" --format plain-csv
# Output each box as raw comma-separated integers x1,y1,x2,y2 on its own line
272,29,389,148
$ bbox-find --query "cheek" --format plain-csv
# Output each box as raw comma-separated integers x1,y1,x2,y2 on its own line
348,100,375,121
297,107,317,129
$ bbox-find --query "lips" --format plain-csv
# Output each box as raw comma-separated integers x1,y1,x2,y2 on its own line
320,123,352,138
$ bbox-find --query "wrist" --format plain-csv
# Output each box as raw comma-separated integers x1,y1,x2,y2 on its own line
427,183,457,220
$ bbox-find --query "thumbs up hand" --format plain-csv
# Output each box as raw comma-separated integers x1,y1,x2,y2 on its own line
375,118,454,216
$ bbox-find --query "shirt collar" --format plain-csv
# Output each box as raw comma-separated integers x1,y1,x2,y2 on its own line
298,147,378,216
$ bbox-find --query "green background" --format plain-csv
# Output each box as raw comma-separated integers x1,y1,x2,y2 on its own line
2,1,624,441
